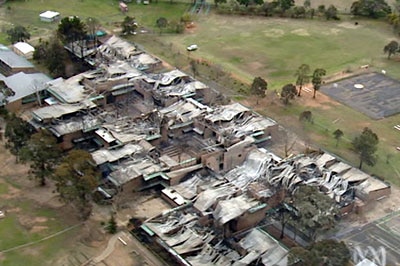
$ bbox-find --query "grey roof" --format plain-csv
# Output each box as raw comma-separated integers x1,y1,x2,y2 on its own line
32,102,96,121
235,229,288,266
225,148,274,188
160,98,212,124
0,72,51,103
109,158,162,185
194,184,238,213
91,143,144,165
49,115,100,136
0,45,34,68
213,194,259,225
47,76,87,103
98,35,139,59
205,102,249,123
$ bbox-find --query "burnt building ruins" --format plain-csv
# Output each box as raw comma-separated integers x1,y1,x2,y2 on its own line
19,35,390,265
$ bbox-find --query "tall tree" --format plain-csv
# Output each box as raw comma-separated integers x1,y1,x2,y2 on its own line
250,76,267,104
57,16,87,44
34,38,68,78
333,129,344,147
86,17,101,46
277,0,295,14
281,83,297,105
288,239,350,266
156,17,168,35
4,114,33,161
53,149,100,219
291,186,339,241
295,64,310,96
121,16,138,35
325,4,339,20
0,80,14,105
19,129,62,186
311,68,326,99
351,0,391,18
6,25,30,44
352,127,379,169
190,60,198,78
214,0,227,7
383,40,399,59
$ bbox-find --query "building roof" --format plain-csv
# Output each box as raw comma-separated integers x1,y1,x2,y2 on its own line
205,102,249,123
160,98,211,124
329,161,352,175
0,44,34,68
98,35,139,60
225,148,274,189
109,158,162,185
91,143,144,165
39,10,60,19
32,102,96,121
13,42,35,55
236,229,288,266
147,69,189,86
356,177,390,195
49,115,100,136
213,194,259,225
47,75,88,103
194,184,237,213
340,167,369,183
0,72,51,103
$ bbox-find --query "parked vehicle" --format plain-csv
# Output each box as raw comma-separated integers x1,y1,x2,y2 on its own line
187,44,198,51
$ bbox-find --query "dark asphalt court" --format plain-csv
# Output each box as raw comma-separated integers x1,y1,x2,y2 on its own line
321,72,400,120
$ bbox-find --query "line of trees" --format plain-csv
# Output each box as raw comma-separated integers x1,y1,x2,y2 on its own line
216,0,391,20
279,64,327,105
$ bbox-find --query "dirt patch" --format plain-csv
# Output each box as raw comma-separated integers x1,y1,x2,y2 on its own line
246,61,264,72
131,197,171,219
324,28,341,35
18,215,48,230
291,28,310,36
263,28,284,38
30,225,48,233
296,86,340,109
0,184,20,199
104,242,140,266
337,22,359,29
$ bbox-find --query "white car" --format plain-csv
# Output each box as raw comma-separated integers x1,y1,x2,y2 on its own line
187,44,198,51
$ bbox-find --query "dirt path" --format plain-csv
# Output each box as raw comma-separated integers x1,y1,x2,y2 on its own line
92,232,124,263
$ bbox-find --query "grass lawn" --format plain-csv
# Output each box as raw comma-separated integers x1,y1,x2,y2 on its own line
0,0,191,44
0,182,8,194
0,193,80,266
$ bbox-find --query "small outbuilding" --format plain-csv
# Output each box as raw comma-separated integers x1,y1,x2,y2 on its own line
39,11,60,22
12,42,35,59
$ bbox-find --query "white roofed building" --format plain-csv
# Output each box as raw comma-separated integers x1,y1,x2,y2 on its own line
12,42,35,59
39,11,60,22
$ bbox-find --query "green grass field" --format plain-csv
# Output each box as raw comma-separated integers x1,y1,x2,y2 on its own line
0,0,191,44
0,184,80,266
